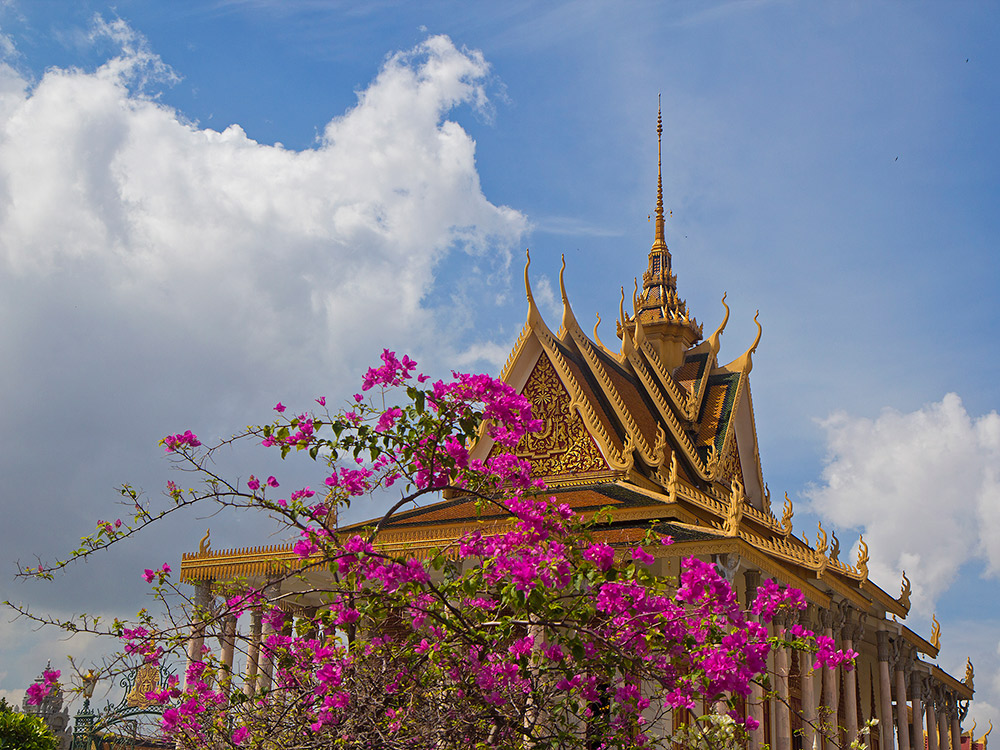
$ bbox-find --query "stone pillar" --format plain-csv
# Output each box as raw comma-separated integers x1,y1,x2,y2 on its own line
910,674,924,750
876,631,896,750
800,647,820,750
820,608,839,750
244,607,261,696
745,570,765,750
841,611,860,744
927,688,939,750
951,711,961,750
257,581,281,694
258,612,276,693
800,609,819,750
219,615,237,689
798,607,818,750
184,580,213,688
938,704,949,750
895,643,911,750
774,614,792,750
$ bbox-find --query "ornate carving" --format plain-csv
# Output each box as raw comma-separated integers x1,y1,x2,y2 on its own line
818,607,834,630
715,553,741,583
780,493,793,538
964,658,974,691
815,521,829,557
715,437,742,487
876,630,890,662
199,528,211,555
665,452,679,498
724,478,744,536
829,530,840,563
856,535,869,580
930,614,941,650
512,354,606,477
899,570,911,611
125,662,161,708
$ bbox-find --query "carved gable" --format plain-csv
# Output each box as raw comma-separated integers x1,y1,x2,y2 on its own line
513,353,608,479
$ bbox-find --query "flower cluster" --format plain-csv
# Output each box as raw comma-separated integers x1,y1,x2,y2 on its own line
142,562,172,584
162,430,201,452
25,668,60,706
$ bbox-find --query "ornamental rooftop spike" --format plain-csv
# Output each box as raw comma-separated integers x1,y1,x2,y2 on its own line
620,99,702,371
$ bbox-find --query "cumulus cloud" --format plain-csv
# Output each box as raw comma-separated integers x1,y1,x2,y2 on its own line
0,28,524,368
806,394,1000,613
0,22,525,696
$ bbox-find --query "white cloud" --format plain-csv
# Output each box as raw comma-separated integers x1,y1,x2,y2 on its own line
806,394,1000,613
0,27,524,369
0,22,526,699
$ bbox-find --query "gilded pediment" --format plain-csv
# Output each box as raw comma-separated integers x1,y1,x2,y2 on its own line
503,353,609,481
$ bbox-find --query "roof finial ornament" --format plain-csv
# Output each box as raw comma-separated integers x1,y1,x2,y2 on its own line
899,570,912,611
930,613,941,650
856,534,869,580
654,94,666,251
199,528,211,555
780,492,793,538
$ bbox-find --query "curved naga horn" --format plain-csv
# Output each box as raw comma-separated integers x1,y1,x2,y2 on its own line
780,493,793,537
930,614,941,650
899,570,911,611
856,535,869,580
829,530,841,563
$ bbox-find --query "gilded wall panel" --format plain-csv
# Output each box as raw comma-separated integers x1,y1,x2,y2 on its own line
503,353,607,477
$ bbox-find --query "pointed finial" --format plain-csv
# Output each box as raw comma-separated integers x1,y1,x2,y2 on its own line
654,95,665,250
899,570,911,611
780,492,793,537
815,520,829,556
930,613,941,649
856,534,869,579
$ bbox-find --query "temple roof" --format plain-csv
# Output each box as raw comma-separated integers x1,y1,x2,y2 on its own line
179,108,957,671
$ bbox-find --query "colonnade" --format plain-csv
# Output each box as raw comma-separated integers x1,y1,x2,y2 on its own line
184,578,323,697
182,570,972,750
742,570,970,750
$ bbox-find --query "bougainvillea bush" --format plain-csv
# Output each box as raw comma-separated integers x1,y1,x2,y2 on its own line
14,351,854,749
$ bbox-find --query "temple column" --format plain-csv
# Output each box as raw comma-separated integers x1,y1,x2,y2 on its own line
894,642,911,750
258,613,276,693
744,570,765,749
950,703,961,750
184,579,213,688
244,607,261,696
876,631,896,750
800,608,819,750
219,615,237,689
910,673,924,750
774,613,792,750
927,686,939,750
819,608,839,750
938,701,950,750
840,608,860,744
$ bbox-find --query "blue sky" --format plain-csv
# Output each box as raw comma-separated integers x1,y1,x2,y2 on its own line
1,0,998,726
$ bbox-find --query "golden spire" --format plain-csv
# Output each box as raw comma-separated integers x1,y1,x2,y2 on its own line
620,98,702,369
654,95,666,252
